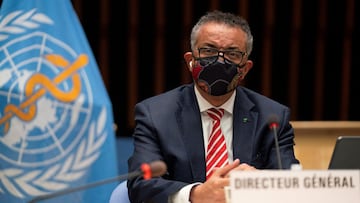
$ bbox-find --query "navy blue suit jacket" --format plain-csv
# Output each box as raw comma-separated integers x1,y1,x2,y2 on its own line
127,84,299,203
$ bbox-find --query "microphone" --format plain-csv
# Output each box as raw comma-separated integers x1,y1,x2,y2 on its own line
268,115,283,169
28,160,167,203
139,160,167,180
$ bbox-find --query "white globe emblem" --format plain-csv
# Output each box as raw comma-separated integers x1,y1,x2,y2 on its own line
0,32,93,167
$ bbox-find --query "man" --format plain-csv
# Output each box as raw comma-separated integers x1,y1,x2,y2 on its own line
127,10,299,203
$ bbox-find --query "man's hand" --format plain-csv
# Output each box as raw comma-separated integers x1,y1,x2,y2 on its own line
189,159,240,203
233,162,257,171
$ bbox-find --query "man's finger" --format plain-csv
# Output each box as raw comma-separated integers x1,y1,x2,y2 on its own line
213,159,240,177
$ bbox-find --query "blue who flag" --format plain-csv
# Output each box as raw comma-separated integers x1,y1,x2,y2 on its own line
0,0,119,202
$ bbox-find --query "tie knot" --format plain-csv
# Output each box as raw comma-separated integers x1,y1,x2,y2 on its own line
207,108,224,121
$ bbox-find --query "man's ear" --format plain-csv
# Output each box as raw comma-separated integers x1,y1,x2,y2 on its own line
239,60,253,79
184,52,193,71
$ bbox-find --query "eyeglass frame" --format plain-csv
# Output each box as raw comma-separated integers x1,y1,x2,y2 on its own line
196,47,248,66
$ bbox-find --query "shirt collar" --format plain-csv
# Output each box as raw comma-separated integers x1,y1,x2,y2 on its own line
194,86,235,114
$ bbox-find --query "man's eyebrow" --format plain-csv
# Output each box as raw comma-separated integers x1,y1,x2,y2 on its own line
224,47,241,50
200,44,242,51
201,44,217,48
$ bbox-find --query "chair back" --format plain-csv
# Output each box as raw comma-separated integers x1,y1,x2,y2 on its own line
109,181,130,203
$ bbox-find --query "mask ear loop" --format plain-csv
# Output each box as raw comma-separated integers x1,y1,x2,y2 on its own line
189,61,193,67
238,63,247,79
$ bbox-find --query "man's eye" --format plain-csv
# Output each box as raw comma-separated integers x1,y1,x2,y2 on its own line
205,49,216,54
228,51,239,57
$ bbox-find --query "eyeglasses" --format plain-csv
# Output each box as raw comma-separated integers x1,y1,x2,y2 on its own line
197,47,247,65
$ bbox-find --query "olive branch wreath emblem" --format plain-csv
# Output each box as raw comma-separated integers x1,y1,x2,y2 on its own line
0,107,108,198
0,9,53,41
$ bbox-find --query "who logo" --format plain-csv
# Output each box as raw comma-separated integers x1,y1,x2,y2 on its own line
0,3,117,203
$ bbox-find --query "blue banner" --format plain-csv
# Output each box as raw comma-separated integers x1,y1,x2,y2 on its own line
0,0,118,202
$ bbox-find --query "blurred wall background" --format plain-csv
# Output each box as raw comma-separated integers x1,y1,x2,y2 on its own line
2,0,359,137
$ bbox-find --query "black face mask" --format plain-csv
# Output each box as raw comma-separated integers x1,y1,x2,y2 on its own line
192,56,240,96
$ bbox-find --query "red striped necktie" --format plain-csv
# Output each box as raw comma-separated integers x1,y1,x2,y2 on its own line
206,108,229,179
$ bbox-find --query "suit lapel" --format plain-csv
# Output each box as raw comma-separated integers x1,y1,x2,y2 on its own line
176,85,206,181
233,88,258,164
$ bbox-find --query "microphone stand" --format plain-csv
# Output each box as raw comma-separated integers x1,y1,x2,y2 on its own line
268,115,283,170
28,170,141,203
271,126,283,170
